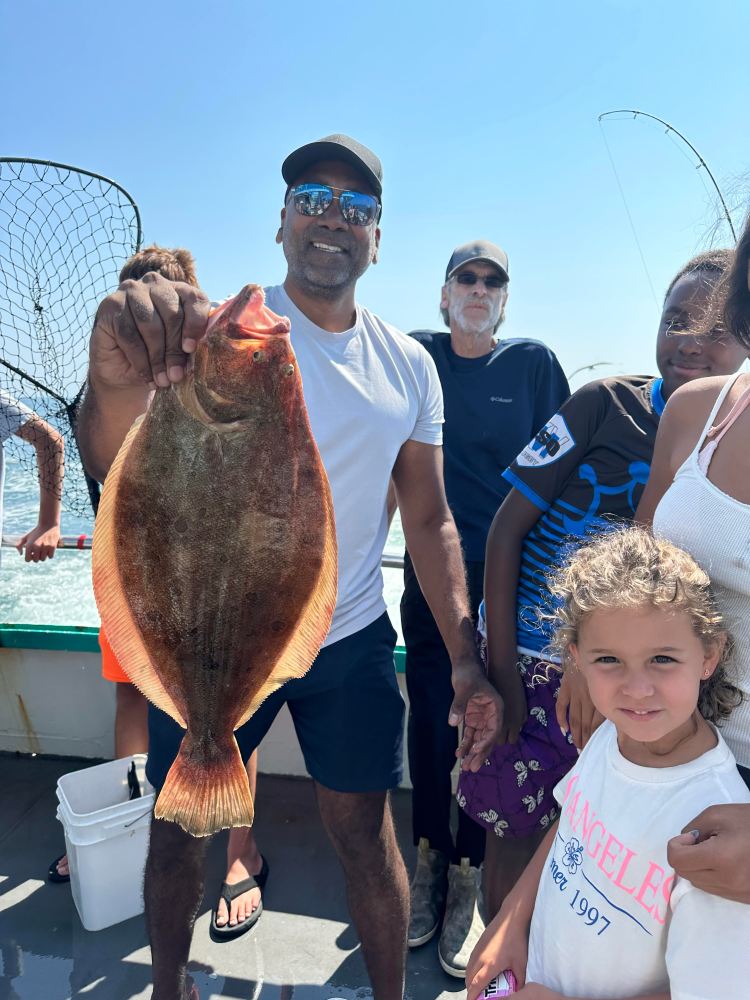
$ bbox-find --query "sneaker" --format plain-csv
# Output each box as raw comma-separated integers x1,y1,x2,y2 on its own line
437,858,485,977
407,837,449,948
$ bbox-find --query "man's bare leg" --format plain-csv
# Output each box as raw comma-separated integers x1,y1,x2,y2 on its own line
145,817,210,1000
481,826,547,920
315,785,408,1000
54,682,149,881
114,681,149,757
214,751,264,928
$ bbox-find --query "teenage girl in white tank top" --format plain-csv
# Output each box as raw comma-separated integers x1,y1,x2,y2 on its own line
649,372,750,766
636,249,750,907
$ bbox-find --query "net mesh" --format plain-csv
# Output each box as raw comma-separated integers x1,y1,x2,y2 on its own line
0,158,141,517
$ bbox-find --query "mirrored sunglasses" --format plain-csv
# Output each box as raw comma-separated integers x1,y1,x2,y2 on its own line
289,183,380,227
453,270,506,289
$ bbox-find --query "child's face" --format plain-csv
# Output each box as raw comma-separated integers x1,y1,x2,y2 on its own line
570,605,721,760
655,272,748,400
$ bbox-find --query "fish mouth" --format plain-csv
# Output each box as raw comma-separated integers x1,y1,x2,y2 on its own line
207,285,291,340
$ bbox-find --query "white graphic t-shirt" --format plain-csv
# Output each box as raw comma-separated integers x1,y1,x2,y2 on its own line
264,285,443,646
526,721,750,1000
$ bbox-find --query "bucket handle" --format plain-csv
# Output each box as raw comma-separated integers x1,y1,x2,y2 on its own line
102,805,153,833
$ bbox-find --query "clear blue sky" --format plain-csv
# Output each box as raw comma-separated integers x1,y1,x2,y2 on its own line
3,0,749,388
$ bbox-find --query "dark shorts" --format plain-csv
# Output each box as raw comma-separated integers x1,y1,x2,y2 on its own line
145,611,403,794
456,650,578,839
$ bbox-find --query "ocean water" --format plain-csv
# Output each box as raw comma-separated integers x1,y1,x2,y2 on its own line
0,453,407,641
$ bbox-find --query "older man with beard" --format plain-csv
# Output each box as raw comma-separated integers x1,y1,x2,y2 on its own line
401,242,569,977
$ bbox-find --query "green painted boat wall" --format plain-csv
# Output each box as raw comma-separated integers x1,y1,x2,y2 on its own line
0,624,407,673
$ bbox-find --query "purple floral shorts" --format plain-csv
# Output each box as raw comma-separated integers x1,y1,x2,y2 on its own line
456,651,577,839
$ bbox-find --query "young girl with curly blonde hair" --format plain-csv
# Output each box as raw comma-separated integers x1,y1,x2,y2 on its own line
467,527,750,1000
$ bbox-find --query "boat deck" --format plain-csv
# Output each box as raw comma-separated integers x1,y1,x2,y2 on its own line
0,754,464,1000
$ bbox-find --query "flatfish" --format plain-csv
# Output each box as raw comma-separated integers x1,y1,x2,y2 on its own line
92,284,337,836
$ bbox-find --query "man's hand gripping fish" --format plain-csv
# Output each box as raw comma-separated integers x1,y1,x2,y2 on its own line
92,285,337,836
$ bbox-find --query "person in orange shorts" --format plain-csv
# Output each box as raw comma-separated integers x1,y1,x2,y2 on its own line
50,246,267,937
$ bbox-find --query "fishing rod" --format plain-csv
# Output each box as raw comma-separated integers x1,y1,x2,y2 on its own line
598,110,737,243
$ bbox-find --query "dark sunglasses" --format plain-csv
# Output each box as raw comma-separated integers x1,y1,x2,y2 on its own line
288,183,380,227
453,270,506,289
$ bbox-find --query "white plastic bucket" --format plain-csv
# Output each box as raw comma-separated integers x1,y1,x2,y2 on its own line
55,754,155,931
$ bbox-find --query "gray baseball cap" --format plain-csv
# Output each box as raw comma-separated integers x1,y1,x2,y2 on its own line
445,240,509,282
282,134,383,199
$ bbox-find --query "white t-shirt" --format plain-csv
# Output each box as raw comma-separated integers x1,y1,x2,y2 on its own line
526,720,750,1000
0,391,34,558
263,285,443,646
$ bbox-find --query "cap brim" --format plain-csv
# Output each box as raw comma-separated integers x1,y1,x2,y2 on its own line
282,141,382,198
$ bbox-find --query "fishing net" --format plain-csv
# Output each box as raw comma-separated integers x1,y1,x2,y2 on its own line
0,158,142,517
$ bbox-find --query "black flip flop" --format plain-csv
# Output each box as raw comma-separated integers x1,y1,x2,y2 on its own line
47,854,70,884
209,856,269,942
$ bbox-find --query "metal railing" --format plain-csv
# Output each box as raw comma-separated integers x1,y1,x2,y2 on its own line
2,535,406,570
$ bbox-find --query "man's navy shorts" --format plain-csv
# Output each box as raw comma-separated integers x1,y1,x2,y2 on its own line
145,611,404,794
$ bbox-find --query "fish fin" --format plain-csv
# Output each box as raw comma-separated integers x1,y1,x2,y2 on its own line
234,479,338,729
92,416,186,727
155,729,254,836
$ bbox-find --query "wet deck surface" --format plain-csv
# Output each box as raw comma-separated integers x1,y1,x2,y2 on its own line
0,755,465,1000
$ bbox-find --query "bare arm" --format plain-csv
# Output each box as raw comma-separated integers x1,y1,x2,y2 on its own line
15,415,64,561
636,381,717,526
392,438,502,769
76,273,210,482
634,405,681,526
76,380,151,483
484,490,544,743
385,477,398,528
466,819,558,998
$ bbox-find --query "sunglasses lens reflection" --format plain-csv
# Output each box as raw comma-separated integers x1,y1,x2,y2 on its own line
292,184,334,217
339,191,379,225
290,184,379,226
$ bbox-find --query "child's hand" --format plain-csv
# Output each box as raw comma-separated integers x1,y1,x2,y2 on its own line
465,911,528,1000
16,523,60,562
494,668,528,745
515,986,561,999
555,668,604,750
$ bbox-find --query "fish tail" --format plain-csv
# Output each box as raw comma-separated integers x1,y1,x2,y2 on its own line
154,730,254,837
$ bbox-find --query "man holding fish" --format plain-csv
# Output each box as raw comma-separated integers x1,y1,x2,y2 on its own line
78,134,503,1000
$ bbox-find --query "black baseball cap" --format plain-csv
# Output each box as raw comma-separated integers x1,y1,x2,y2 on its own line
282,134,383,200
445,240,510,283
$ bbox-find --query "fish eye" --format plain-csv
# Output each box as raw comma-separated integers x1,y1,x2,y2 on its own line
282,363,295,377
252,350,267,362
